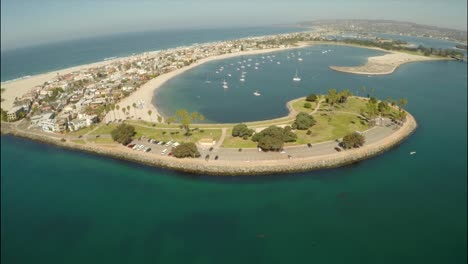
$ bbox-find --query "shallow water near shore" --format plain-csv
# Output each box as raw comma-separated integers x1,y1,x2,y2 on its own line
1,44,467,262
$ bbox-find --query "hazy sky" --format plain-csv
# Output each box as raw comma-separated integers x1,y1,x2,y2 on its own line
1,0,467,50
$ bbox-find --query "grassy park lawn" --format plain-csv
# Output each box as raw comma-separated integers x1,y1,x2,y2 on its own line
89,137,115,144
67,125,96,136
221,129,258,148
287,113,369,145
325,96,367,114
89,124,118,135
291,99,318,113
134,126,222,143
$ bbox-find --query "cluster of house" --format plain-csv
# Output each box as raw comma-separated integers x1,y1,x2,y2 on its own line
9,31,324,133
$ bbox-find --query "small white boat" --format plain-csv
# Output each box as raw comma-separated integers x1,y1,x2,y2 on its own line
205,73,211,83
236,68,240,71
227,74,232,77
298,58,303,61
215,71,219,74
222,79,227,85
240,78,245,82
253,90,261,96
292,69,301,82
410,151,416,155
247,64,251,67
254,67,258,70
277,61,281,64
241,65,245,69
222,84,228,89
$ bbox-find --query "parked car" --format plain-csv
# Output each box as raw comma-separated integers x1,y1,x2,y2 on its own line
161,149,168,155
334,147,342,152
214,155,219,160
127,144,136,148
145,147,151,152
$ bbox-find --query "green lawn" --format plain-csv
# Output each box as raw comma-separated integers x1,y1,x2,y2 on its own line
67,125,96,136
290,113,369,145
221,129,258,148
291,99,318,113
133,125,222,143
89,137,115,144
89,124,118,135
325,96,367,115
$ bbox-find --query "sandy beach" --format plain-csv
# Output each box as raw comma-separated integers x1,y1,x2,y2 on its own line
329,51,447,75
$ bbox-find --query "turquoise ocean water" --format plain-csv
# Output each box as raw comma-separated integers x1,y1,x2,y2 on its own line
1,29,467,263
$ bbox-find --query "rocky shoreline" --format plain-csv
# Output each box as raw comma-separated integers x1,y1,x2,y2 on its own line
0,112,417,176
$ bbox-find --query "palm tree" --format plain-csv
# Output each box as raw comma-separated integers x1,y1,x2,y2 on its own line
148,110,152,121
115,105,120,119
132,103,137,117
122,108,126,118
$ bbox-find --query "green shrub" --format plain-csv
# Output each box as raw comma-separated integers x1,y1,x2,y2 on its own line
306,94,317,102
172,142,201,158
252,125,297,151
293,112,316,130
111,124,135,145
232,123,254,137
304,102,312,109
341,132,365,149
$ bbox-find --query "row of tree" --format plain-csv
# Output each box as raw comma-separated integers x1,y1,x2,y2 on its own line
342,38,465,58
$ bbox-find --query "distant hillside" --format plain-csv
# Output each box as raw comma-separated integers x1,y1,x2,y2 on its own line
298,19,467,43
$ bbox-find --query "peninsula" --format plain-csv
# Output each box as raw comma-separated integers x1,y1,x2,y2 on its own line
329,51,442,75
1,89,417,175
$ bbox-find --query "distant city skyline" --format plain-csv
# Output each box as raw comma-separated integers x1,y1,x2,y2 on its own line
1,0,467,50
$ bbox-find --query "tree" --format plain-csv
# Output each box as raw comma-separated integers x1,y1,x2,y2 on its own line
378,101,389,115
115,105,120,119
157,115,163,123
172,142,201,158
111,124,135,145
326,89,339,112
121,108,126,117
132,102,137,117
306,94,317,102
304,102,312,109
293,112,316,130
232,123,254,137
148,110,152,121
126,105,130,114
1,108,7,122
341,132,365,149
252,126,297,151
366,99,378,121
175,109,204,135
337,89,352,103
397,98,408,110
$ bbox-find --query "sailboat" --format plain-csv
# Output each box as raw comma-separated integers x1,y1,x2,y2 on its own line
292,69,301,82
253,90,261,96
205,73,211,83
